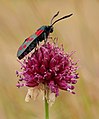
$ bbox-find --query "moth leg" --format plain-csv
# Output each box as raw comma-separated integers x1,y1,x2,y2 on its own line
34,40,38,51
44,33,47,44
37,40,39,46
53,37,58,45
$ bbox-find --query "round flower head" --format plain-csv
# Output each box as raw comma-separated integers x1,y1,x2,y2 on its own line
16,41,79,103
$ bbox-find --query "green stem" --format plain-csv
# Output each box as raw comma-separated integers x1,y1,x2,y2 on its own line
44,85,49,119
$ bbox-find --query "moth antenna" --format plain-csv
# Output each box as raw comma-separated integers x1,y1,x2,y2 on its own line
50,11,60,25
51,13,73,26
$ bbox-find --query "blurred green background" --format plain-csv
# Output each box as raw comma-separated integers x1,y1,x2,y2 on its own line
0,0,99,119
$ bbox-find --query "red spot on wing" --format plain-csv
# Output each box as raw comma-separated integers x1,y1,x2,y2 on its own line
26,37,33,42
19,46,22,50
35,30,44,36
19,44,27,51
23,44,27,48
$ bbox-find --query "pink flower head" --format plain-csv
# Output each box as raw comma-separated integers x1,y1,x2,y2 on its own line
16,41,79,101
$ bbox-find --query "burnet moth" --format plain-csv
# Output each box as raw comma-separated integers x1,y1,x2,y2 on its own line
17,11,73,60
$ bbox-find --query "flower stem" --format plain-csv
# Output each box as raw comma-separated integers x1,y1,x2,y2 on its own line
44,85,49,119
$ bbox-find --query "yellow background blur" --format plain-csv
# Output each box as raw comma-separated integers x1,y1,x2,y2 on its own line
0,0,99,119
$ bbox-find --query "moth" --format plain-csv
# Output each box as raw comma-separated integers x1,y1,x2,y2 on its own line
17,11,73,60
